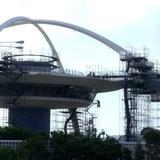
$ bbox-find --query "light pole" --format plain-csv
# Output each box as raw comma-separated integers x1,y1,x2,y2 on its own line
0,40,24,50
0,40,24,44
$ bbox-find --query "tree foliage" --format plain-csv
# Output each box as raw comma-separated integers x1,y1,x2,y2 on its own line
134,143,145,160
18,134,50,160
0,147,17,160
0,127,133,160
0,126,32,140
50,131,130,160
122,147,132,160
143,127,160,160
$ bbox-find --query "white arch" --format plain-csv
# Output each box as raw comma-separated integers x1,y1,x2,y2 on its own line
0,17,64,72
0,16,128,56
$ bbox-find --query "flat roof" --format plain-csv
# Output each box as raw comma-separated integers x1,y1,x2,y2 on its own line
1,73,123,93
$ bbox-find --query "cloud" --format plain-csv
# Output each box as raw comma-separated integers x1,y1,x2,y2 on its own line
84,0,160,31
0,0,83,22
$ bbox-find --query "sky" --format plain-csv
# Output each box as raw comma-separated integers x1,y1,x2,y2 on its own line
0,0,160,135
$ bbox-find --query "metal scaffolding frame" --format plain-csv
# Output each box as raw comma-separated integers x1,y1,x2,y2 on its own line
120,48,158,141
50,101,99,135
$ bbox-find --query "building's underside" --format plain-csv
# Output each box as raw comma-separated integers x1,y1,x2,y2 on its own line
0,54,123,133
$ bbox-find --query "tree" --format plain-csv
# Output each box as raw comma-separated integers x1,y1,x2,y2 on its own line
50,131,126,160
0,127,133,160
0,147,17,160
134,143,145,160
143,127,160,160
0,126,33,140
122,147,133,160
17,134,50,160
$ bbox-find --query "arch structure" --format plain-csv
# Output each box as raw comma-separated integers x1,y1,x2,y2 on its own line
0,16,129,58
0,17,125,134
0,17,64,72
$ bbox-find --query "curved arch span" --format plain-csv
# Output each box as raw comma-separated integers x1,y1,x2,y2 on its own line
0,16,128,56
0,17,64,72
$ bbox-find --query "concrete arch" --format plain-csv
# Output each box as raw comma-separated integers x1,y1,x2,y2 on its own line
0,16,128,56
0,17,64,72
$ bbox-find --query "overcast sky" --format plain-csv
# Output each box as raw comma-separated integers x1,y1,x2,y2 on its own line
0,0,160,135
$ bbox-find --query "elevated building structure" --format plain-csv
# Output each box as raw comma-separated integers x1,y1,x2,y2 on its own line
0,52,122,134
0,17,160,140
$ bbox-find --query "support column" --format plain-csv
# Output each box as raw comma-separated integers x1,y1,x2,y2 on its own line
9,107,50,134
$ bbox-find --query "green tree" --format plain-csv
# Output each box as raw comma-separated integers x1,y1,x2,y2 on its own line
143,127,160,160
134,143,145,160
0,128,133,160
122,147,132,160
50,131,125,160
0,147,17,160
0,126,33,140
17,134,50,160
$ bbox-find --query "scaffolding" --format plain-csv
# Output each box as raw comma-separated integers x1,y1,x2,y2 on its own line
0,47,59,127
120,47,157,141
50,100,99,135
1,45,160,138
